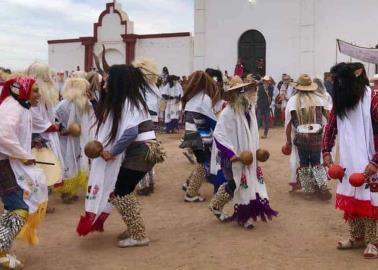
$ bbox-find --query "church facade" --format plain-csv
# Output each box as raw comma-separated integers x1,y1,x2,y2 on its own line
194,0,378,80
48,0,378,79
48,2,193,76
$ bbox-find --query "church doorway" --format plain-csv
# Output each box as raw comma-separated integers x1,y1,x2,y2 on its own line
238,30,266,77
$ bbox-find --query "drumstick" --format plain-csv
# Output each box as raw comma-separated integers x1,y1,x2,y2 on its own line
35,161,55,166
15,158,55,166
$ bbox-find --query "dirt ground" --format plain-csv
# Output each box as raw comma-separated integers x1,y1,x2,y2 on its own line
11,128,377,270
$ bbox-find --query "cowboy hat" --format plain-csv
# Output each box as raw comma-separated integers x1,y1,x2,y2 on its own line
370,74,378,82
225,76,251,92
294,74,318,91
262,75,271,81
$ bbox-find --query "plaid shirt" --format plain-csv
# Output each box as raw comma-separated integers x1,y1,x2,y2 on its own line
322,89,378,165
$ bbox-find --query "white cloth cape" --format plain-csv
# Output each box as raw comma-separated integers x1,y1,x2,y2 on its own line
55,100,94,179
285,93,332,184
31,102,65,182
145,84,161,114
85,101,151,223
214,105,268,204
146,85,161,123
162,82,183,123
185,93,219,175
0,97,48,214
184,92,217,121
337,87,378,206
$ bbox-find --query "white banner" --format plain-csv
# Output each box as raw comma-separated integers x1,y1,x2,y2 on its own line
338,39,378,64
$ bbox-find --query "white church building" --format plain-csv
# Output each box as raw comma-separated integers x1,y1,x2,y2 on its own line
48,0,378,79
48,1,193,76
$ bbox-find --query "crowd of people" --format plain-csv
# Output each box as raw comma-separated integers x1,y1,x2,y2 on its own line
0,58,378,269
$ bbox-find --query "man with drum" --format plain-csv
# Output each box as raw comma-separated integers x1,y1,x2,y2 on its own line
0,76,48,270
26,63,65,209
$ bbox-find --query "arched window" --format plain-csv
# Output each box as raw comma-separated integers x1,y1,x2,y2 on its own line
238,30,266,76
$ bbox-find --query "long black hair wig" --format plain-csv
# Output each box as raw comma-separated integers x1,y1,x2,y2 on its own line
96,64,151,145
330,62,368,119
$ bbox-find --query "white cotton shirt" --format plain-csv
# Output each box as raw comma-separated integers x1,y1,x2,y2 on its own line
184,92,217,121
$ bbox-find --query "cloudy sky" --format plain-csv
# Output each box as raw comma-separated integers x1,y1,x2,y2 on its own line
0,0,194,70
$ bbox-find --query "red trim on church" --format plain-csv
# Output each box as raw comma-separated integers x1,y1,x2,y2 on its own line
47,2,191,70
80,37,96,72
48,38,81,44
137,32,191,39
122,34,137,64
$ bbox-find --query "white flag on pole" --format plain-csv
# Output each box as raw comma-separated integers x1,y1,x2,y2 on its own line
338,39,378,64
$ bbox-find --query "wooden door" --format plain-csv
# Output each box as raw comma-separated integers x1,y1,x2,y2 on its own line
238,30,266,76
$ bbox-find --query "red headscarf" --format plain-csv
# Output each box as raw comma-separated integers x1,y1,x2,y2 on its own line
0,76,36,105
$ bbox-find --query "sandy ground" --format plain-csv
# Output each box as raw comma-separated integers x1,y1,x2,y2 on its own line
11,127,376,270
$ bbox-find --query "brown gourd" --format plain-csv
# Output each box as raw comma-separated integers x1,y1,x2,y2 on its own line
68,122,81,137
256,149,270,162
239,151,253,166
84,140,103,159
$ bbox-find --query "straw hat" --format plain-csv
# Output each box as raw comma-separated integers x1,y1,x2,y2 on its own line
262,75,271,81
294,74,317,91
370,74,378,82
132,58,159,85
225,76,251,92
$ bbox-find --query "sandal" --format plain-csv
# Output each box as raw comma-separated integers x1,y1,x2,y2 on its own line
0,254,24,270
364,243,378,259
337,238,365,249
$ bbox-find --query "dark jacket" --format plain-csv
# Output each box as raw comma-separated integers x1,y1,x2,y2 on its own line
257,84,274,109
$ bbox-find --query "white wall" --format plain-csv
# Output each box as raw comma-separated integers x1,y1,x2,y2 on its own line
136,36,193,77
202,0,300,81
314,0,378,78
200,0,378,81
97,11,124,42
194,0,206,71
48,42,85,72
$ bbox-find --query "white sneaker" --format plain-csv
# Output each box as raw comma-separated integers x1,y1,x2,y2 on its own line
243,219,255,230
209,207,230,222
0,254,24,270
184,195,206,202
117,237,150,248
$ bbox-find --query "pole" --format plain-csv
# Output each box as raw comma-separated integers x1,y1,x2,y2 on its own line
375,44,378,74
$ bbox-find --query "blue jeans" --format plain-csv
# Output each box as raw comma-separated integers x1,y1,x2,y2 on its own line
166,119,179,133
298,148,321,167
1,191,28,211
256,107,270,134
